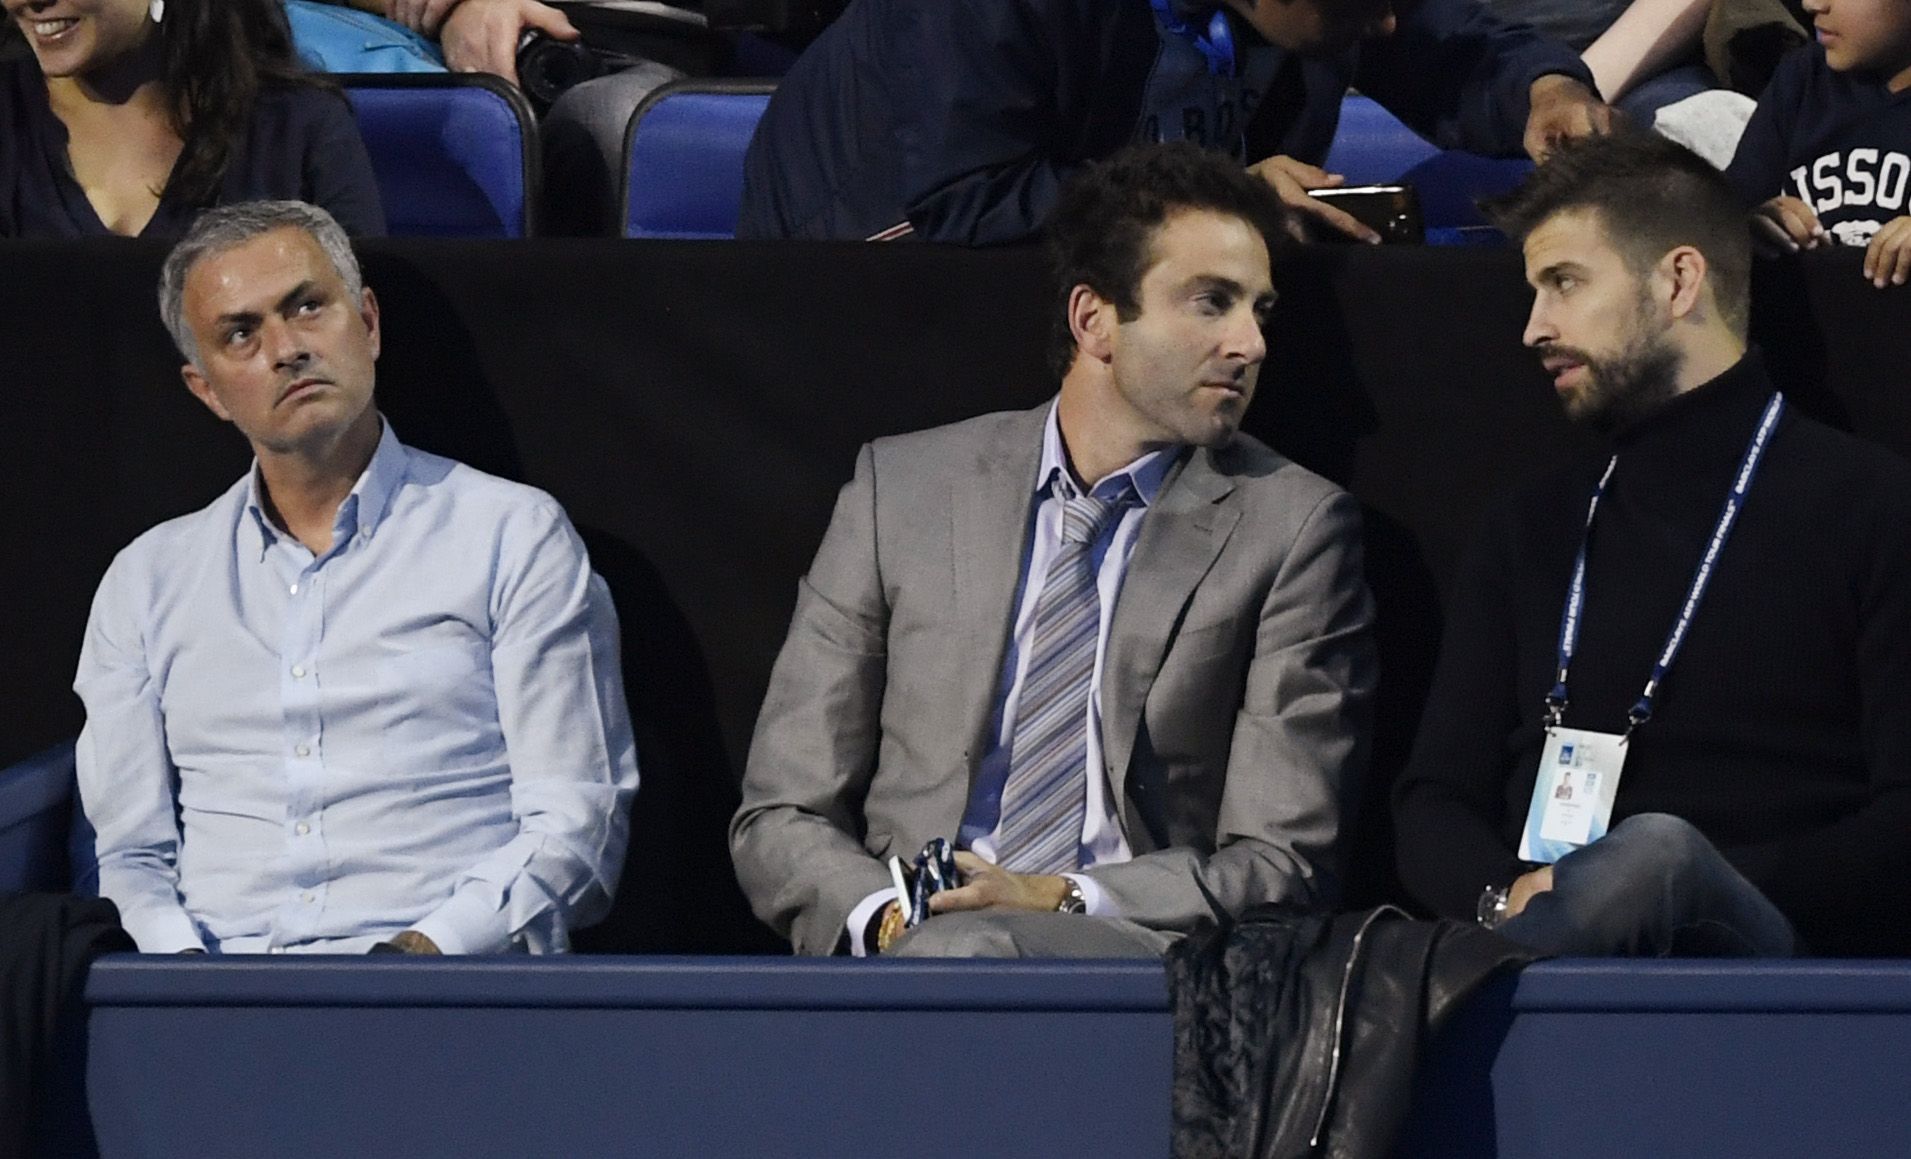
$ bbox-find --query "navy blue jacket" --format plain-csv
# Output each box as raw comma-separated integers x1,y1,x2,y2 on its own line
736,0,1591,243
0,58,385,238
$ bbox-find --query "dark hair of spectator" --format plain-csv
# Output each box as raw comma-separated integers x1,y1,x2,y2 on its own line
1481,131,1753,334
3,0,326,207
1044,142,1291,381
163,0,327,206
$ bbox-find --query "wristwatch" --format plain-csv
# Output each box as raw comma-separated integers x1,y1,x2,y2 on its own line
1476,883,1511,930
1056,878,1087,915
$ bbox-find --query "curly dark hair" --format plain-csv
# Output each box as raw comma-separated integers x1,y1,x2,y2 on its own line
6,0,327,207
1043,142,1291,381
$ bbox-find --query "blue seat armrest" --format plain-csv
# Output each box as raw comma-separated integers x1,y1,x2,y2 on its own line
0,739,79,894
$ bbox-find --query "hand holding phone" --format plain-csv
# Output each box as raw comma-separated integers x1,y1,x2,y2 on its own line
1306,185,1426,245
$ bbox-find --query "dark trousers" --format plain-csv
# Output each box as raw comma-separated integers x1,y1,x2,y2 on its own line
1499,813,1798,957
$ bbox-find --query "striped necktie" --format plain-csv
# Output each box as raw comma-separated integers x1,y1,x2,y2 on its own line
995,480,1134,875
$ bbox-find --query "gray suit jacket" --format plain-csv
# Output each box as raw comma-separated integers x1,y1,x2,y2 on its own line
731,404,1376,954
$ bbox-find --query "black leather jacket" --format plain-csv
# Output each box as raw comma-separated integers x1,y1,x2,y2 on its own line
1166,904,1535,1159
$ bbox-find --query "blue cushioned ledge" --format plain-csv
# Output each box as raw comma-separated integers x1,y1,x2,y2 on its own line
84,954,1172,1011
86,954,1911,1014
1512,958,1911,1013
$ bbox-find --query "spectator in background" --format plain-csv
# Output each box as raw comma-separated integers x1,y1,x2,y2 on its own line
1725,0,1911,288
0,0,384,237
1492,0,1719,122
328,0,580,85
735,0,1612,245
320,0,686,234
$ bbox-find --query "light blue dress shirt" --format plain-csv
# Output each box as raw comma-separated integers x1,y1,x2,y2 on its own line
959,403,1177,875
74,420,639,955
847,403,1176,950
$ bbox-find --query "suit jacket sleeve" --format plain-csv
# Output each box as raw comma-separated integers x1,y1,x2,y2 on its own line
1082,488,1377,928
731,443,899,954
1352,0,1595,157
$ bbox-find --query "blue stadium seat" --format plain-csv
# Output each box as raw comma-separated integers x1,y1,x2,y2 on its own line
0,740,79,894
1325,94,1532,238
1324,94,1442,184
621,81,774,239
1398,149,1534,234
339,74,540,238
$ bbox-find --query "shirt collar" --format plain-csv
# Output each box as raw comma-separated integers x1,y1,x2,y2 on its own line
1037,400,1178,506
243,416,407,555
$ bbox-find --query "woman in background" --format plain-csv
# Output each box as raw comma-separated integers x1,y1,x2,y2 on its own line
0,0,384,237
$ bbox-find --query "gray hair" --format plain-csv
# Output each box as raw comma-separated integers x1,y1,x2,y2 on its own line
158,200,365,366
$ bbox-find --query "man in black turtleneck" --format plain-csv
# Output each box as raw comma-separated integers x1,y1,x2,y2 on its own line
1392,132,1911,958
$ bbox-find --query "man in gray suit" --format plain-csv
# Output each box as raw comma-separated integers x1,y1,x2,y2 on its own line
731,142,1376,957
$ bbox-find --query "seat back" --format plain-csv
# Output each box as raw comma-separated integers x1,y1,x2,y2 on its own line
340,74,541,238
1397,150,1533,233
0,740,79,894
1324,94,1442,185
621,81,774,239
1324,94,1532,237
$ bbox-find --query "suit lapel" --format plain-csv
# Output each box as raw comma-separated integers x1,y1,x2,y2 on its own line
951,405,1049,768
1101,447,1240,810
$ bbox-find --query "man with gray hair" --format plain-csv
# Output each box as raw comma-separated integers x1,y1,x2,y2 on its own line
75,200,639,955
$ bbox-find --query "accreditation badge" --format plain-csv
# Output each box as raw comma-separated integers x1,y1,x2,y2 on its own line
1517,727,1627,864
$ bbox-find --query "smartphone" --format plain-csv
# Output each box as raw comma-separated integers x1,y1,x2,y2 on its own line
1307,184,1426,244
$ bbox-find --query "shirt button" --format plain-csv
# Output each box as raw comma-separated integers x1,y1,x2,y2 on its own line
268,947,284,955
291,665,307,679
301,892,315,904
295,743,311,758
295,822,310,836
289,583,299,595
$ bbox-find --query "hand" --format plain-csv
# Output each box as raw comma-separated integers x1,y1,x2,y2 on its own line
378,929,443,954
386,0,463,35
1523,75,1613,162
439,0,578,86
1246,155,1380,244
927,851,1072,915
1751,196,1827,255
1863,215,1911,288
1504,866,1554,920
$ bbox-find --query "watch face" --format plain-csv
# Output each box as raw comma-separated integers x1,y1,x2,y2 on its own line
1476,884,1509,928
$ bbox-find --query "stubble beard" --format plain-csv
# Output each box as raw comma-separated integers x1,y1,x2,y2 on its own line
1551,297,1684,437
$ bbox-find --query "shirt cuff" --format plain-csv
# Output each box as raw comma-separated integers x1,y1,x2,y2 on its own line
1065,873,1113,918
845,887,899,957
122,903,206,954
411,885,514,955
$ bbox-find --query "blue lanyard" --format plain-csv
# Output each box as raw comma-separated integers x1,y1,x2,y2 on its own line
1149,0,1237,76
1546,392,1786,735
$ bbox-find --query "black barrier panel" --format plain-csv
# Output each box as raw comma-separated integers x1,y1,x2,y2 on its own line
1,240,1904,949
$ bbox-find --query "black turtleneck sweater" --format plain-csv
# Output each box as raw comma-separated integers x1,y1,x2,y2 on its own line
1393,353,1911,956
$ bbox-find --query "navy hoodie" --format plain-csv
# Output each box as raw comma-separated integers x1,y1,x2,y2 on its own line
736,0,1591,244
1725,45,1911,247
